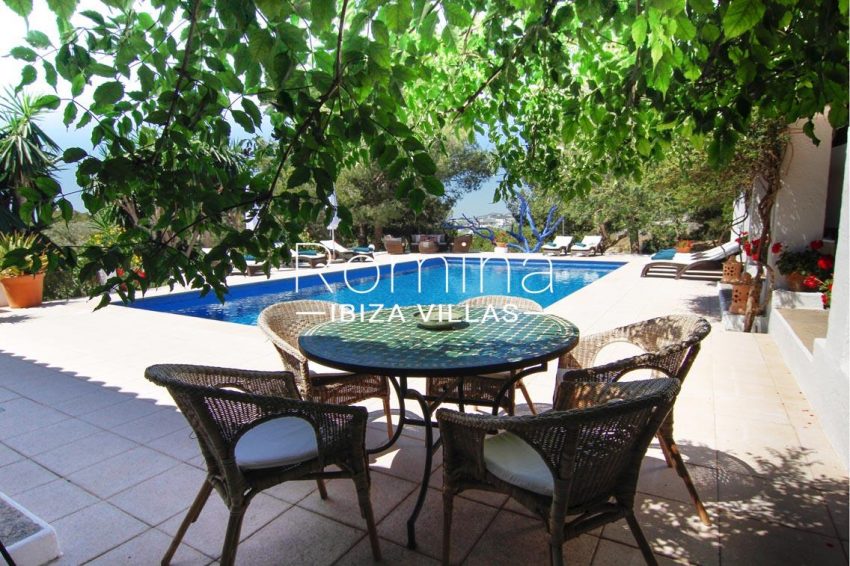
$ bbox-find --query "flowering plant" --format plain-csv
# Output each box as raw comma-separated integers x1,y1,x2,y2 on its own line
774,240,834,278
821,279,833,309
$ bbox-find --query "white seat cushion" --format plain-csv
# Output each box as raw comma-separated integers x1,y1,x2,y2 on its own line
483,431,553,496
235,417,319,470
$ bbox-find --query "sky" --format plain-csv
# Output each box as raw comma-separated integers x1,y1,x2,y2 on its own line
0,2,508,218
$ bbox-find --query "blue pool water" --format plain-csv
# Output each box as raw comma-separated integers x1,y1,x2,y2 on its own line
129,257,624,325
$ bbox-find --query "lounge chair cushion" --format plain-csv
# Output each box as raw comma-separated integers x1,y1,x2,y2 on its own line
235,417,319,470
484,431,553,496
298,249,318,256
651,248,677,260
352,246,372,254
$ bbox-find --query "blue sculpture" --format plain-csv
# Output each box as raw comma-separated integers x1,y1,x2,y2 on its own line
445,195,563,253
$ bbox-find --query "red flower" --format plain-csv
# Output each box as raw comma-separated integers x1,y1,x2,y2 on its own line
136,270,146,279
743,242,752,255
810,240,824,250
822,294,828,305
771,242,783,254
116,267,125,277
817,256,834,271
803,275,820,289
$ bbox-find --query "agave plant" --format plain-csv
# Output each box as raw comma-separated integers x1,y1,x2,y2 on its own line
0,89,61,233
0,232,47,277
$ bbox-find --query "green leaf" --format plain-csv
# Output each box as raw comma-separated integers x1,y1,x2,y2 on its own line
395,176,414,198
71,74,85,97
25,30,51,48
412,152,437,175
444,2,472,27
722,0,765,39
46,0,78,21
35,94,60,110
138,65,154,93
93,81,124,105
287,166,311,188
311,0,335,31
688,0,713,14
58,198,73,222
241,98,262,126
3,0,31,17
63,101,77,126
368,42,391,68
840,0,848,16
631,16,647,46
420,11,437,41
650,40,664,67
10,46,37,62
421,176,444,195
18,65,36,89
42,61,57,89
231,109,255,133
63,147,87,163
382,0,413,33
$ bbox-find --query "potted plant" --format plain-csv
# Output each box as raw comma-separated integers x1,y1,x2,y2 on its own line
774,240,834,292
0,232,48,308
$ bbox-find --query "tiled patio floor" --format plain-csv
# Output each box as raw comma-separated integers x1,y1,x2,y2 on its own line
0,255,846,564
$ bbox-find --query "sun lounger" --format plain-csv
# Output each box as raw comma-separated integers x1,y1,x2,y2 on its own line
570,235,603,256
292,250,328,268
541,235,573,255
319,240,374,262
641,241,740,280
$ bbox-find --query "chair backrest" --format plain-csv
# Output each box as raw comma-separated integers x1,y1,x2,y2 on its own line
459,295,543,313
258,301,336,391
383,236,404,253
581,235,602,247
145,364,302,496
452,234,473,251
559,315,711,386
551,379,680,508
553,235,573,247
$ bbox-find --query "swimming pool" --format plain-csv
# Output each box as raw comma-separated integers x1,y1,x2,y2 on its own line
129,257,624,325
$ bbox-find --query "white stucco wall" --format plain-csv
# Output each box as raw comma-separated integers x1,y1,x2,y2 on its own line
770,116,834,286
765,115,848,468
807,158,849,467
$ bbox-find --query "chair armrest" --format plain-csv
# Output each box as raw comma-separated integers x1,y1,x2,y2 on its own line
553,376,673,410
146,364,301,399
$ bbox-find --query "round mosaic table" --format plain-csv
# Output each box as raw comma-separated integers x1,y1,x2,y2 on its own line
299,305,579,549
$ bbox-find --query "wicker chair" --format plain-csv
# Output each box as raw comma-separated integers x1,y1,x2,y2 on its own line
557,315,712,525
145,364,381,566
438,378,680,566
383,236,406,254
425,295,544,415
258,300,394,438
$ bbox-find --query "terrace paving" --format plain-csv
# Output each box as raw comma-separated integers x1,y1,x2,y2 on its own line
0,253,846,564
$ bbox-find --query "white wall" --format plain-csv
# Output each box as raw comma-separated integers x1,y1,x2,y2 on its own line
807,158,848,467
770,116,834,286
765,115,848,468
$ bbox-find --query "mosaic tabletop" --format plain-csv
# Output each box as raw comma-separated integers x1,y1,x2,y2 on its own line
299,305,579,377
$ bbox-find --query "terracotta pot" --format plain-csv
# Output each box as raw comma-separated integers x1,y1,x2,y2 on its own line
785,271,807,292
0,273,45,308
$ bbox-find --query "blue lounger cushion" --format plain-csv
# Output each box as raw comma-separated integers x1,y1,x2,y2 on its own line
651,248,677,260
